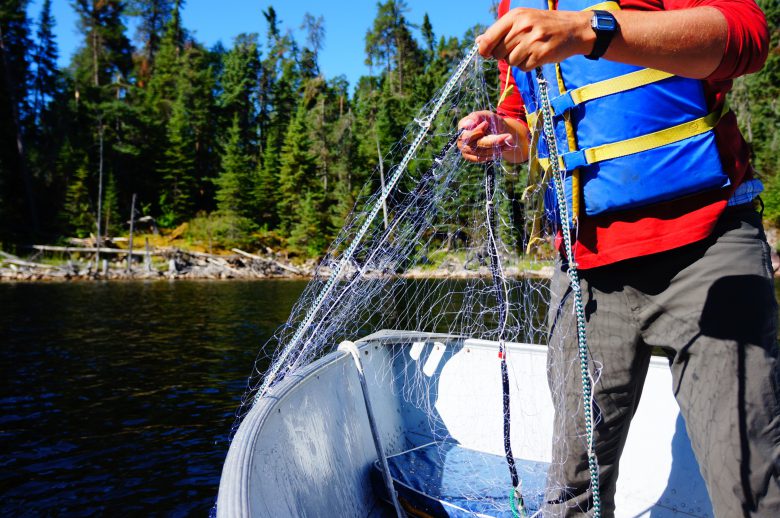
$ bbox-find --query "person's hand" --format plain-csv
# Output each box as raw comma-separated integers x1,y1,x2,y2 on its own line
457,111,529,164
457,111,516,163
476,8,594,71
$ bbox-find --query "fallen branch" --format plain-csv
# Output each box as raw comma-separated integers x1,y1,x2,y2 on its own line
1,258,57,269
232,248,303,275
31,244,148,256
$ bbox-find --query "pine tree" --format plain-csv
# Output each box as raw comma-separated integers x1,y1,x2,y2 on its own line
0,0,37,237
218,33,260,150
215,114,254,217
278,102,317,236
103,170,119,237
128,0,175,81
254,153,278,226
288,191,326,257
72,0,133,91
158,88,195,225
63,161,94,237
364,0,422,96
144,0,182,119
31,0,58,125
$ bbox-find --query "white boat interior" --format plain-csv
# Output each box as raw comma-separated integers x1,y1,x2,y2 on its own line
218,331,713,517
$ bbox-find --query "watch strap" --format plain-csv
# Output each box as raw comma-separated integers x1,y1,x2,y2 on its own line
585,10,618,61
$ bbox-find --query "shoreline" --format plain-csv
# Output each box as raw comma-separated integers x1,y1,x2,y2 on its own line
0,265,557,282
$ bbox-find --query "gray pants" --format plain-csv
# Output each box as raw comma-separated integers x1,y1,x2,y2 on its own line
544,205,780,517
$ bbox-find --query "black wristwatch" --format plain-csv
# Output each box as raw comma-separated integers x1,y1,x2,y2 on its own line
585,10,619,61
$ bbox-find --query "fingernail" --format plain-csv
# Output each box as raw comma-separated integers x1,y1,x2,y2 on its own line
503,135,515,147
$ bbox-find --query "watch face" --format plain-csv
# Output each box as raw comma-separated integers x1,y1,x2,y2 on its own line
592,12,617,31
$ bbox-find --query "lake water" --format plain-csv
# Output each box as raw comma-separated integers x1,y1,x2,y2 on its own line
0,281,306,516
2,279,778,515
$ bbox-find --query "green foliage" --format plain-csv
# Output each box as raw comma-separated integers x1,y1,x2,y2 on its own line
732,0,780,222
7,0,778,262
158,88,195,224
214,114,254,217
185,211,257,250
63,162,94,237
288,191,326,257
278,101,318,236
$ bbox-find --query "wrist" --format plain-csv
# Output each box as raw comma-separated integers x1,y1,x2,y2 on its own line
576,11,597,57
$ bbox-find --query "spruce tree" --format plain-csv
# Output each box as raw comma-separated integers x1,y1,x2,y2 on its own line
288,191,326,257
158,88,195,225
63,161,94,237
31,0,58,125
218,33,260,150
0,0,36,237
278,102,317,237
215,114,254,218
128,0,175,81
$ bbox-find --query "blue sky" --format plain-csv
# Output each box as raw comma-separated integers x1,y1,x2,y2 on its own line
27,1,496,88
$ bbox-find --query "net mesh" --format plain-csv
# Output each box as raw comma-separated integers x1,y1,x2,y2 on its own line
228,46,596,517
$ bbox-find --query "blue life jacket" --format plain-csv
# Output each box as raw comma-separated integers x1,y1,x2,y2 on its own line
506,0,729,218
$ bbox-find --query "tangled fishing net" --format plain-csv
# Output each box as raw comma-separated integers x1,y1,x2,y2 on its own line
228,45,600,517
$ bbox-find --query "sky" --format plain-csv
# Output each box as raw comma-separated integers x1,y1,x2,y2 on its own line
26,0,496,88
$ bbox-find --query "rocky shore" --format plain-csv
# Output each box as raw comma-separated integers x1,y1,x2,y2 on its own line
0,247,311,282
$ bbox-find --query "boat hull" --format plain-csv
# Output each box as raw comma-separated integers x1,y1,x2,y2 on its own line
218,331,713,517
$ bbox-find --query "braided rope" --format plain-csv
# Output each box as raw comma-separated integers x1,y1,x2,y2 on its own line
534,67,602,517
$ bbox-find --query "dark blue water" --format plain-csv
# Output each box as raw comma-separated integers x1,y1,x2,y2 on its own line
0,281,307,516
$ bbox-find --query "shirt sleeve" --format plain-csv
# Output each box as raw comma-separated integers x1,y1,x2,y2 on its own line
495,0,527,122
663,0,769,80
497,59,527,122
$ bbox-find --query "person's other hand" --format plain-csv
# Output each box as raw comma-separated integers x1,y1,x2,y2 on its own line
457,111,517,163
476,8,593,71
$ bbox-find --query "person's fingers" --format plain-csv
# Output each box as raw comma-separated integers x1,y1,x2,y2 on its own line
475,133,514,150
461,152,484,163
460,121,489,144
460,134,514,159
457,115,478,131
508,45,534,71
457,110,497,130
476,14,514,58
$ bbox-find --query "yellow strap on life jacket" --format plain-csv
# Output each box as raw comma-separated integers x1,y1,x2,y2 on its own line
581,102,729,165
525,67,674,120
537,102,730,171
569,68,674,109
584,1,621,11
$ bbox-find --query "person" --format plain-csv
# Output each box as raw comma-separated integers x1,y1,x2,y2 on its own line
458,0,779,516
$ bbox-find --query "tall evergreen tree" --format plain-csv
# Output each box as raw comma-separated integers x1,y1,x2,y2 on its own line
215,114,254,218
31,0,58,125
219,33,260,136
144,0,182,119
63,161,94,237
278,101,317,236
128,0,174,81
0,0,37,237
158,87,195,224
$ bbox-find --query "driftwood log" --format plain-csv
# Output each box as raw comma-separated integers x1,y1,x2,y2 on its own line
0,244,309,281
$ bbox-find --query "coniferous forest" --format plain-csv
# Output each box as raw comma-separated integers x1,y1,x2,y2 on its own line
0,0,778,261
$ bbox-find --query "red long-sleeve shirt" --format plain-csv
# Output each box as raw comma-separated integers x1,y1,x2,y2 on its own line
496,0,769,269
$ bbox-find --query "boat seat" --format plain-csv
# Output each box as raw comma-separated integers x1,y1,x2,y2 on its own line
372,442,548,517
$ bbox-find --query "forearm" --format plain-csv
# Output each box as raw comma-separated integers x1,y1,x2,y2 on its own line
603,7,728,79
502,117,530,164
479,6,731,79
